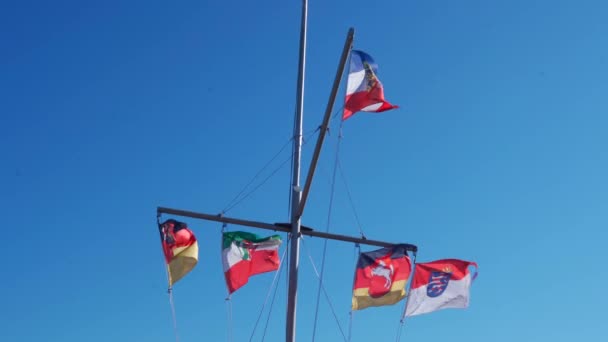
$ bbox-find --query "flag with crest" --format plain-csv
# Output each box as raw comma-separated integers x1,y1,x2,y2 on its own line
405,259,478,317
222,231,282,293
343,50,398,121
351,245,412,310
158,219,199,287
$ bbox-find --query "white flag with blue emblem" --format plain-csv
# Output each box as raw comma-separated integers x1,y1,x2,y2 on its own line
405,259,478,317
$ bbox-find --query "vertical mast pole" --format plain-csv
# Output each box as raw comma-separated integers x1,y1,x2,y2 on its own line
286,0,308,340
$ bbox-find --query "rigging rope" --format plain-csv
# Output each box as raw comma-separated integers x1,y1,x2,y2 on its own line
249,238,290,341
222,128,320,214
302,237,348,342
331,105,346,121
288,110,297,220
261,237,289,341
286,106,343,221
326,104,367,239
337,156,366,239
395,252,417,342
225,297,233,342
285,231,290,306
289,106,297,215
347,244,360,342
158,213,180,342
167,285,180,342
311,120,344,341
222,136,293,213
220,222,234,342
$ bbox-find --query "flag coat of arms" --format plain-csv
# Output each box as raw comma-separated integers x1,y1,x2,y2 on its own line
351,245,412,310
222,231,282,293
405,259,478,317
158,219,199,287
343,50,398,121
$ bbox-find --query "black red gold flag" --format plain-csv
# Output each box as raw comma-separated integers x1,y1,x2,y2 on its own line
352,244,412,310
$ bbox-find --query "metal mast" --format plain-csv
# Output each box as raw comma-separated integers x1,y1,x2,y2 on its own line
285,0,308,340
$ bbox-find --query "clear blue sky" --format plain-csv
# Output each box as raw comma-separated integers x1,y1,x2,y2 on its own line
1,0,606,341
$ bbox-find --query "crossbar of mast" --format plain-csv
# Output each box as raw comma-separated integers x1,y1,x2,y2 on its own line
157,206,417,252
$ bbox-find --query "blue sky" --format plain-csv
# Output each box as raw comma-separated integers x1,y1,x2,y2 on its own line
1,0,607,341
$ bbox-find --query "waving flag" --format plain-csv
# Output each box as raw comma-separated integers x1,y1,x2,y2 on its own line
343,50,398,121
405,259,478,317
222,231,282,293
352,245,412,310
158,219,199,287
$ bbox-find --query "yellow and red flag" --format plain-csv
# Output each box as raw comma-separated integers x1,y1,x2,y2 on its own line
158,219,198,287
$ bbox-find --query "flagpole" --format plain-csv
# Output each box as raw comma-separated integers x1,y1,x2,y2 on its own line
297,27,354,219
285,0,308,339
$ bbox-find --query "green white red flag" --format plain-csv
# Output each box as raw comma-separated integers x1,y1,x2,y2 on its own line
222,231,282,293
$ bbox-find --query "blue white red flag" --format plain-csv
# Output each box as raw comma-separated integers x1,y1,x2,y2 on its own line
405,259,478,317
343,50,398,121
